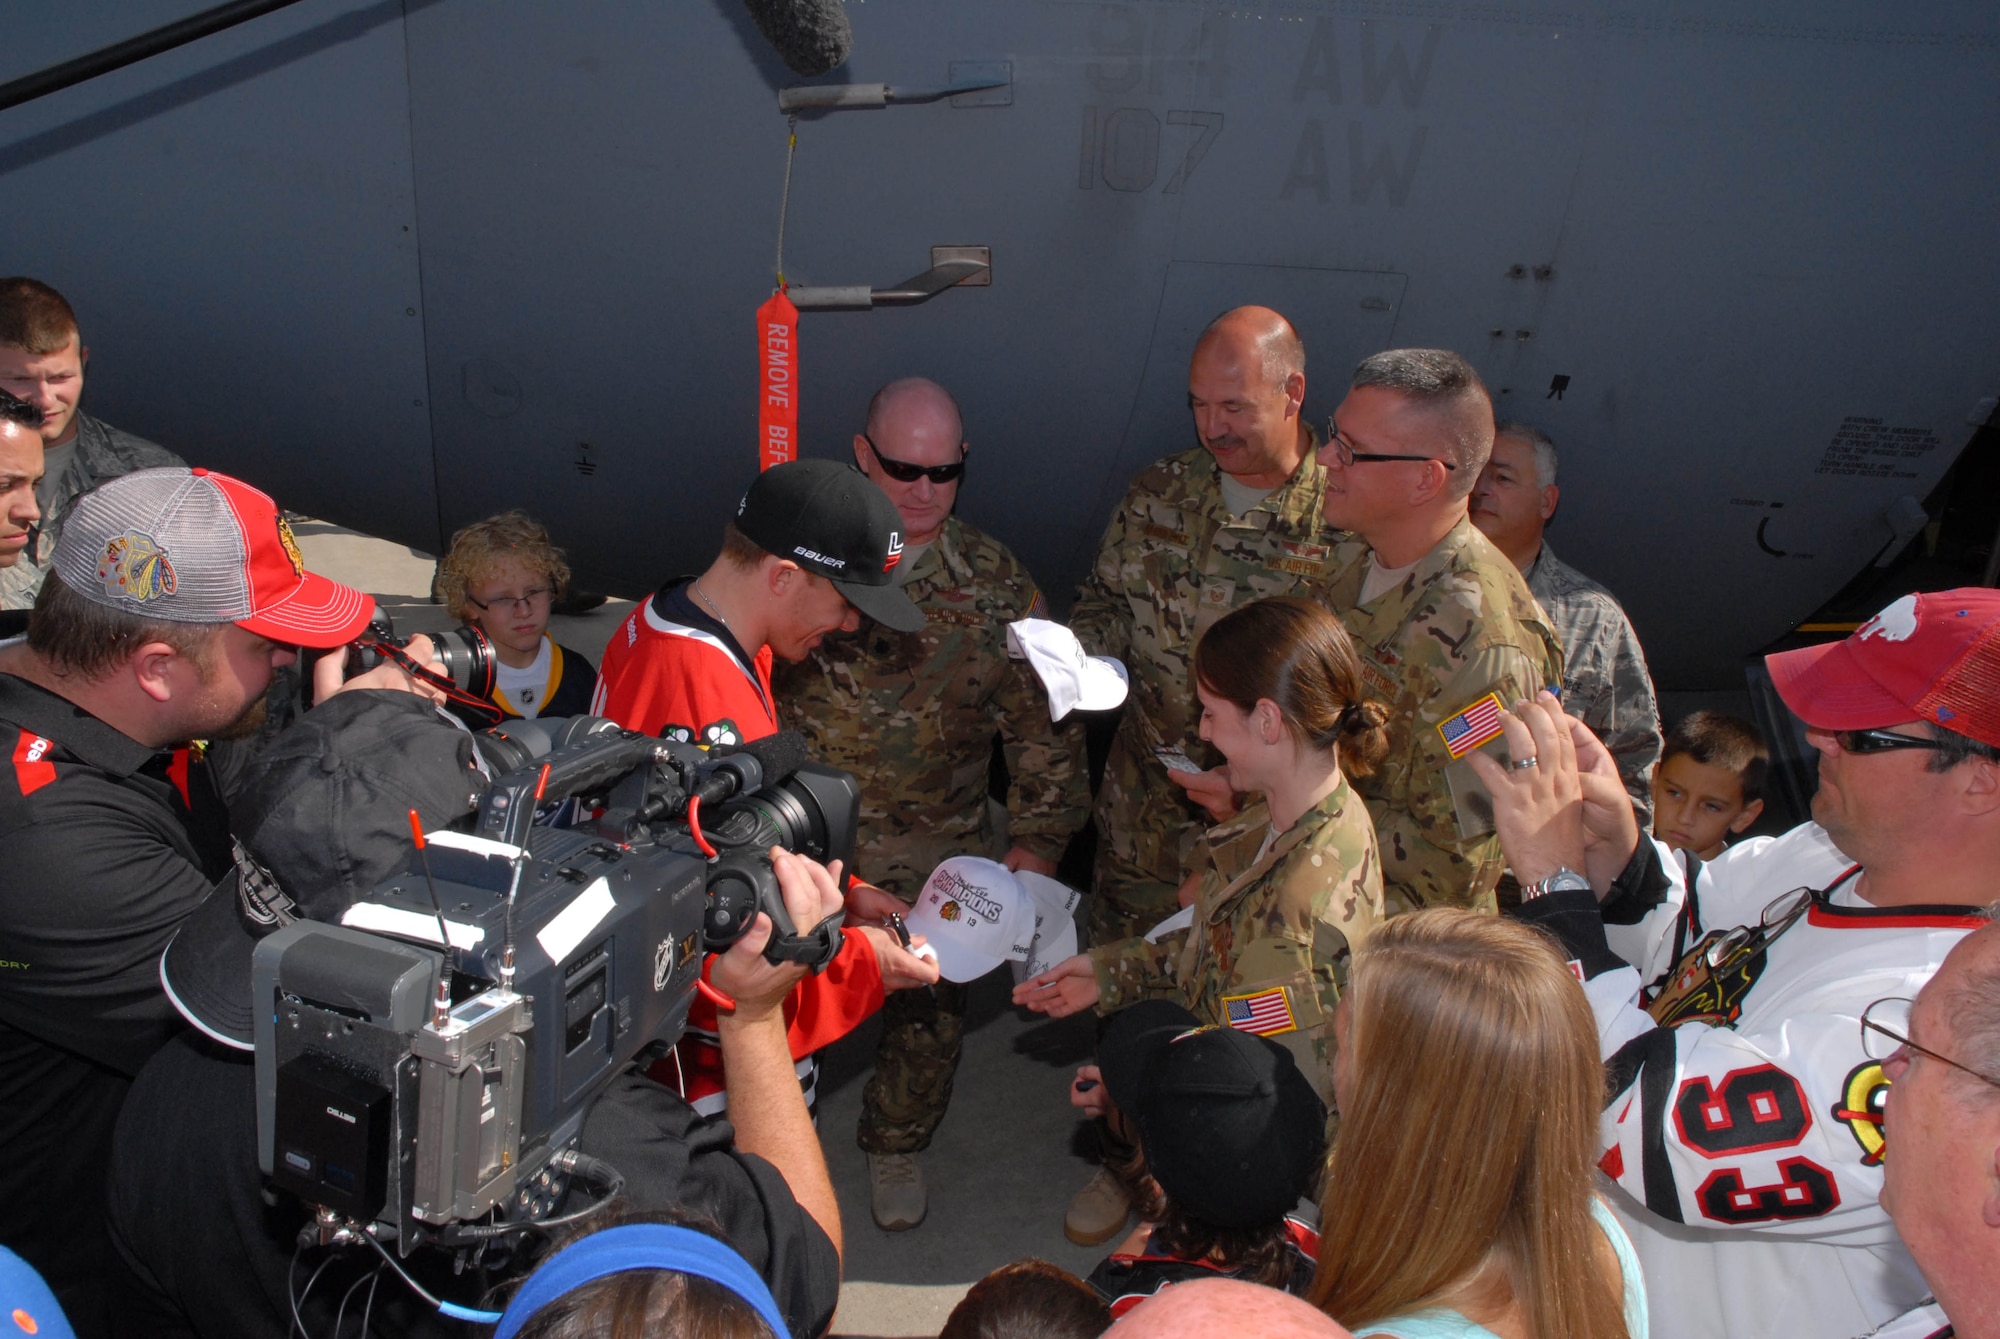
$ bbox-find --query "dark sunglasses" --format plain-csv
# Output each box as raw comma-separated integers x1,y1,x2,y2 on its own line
863,434,967,485
1323,421,1456,470
1835,728,1944,755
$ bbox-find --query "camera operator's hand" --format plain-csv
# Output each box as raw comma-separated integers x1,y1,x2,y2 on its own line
1012,952,1100,1018
710,848,845,1021
859,926,942,991
311,634,449,709
711,846,845,1263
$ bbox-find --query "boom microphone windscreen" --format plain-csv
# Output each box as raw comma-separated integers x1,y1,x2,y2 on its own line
740,0,852,77
718,729,809,788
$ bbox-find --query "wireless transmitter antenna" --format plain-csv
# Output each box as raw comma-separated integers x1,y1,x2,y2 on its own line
407,809,454,1029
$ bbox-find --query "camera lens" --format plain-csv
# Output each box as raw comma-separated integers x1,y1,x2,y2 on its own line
432,625,497,699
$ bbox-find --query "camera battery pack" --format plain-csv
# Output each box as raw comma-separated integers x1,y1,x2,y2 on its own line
273,1054,391,1221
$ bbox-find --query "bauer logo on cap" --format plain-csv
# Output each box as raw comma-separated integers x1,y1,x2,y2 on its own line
98,532,176,603
883,533,903,572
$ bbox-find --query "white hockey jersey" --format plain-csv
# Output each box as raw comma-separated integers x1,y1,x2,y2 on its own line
1529,823,1985,1339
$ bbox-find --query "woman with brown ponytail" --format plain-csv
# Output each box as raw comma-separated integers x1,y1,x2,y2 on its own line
1015,595,1387,1105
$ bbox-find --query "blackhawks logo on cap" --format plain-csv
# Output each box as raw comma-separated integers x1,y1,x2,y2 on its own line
275,514,306,579
99,532,176,603
938,899,961,921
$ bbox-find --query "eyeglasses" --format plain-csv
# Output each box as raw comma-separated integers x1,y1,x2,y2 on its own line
1323,420,1456,470
465,587,552,614
863,434,967,485
1861,997,2000,1091
1834,728,1944,755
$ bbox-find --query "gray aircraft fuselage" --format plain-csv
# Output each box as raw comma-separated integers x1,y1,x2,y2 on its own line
5,0,1997,687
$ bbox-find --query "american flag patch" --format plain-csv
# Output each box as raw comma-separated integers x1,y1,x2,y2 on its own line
1437,692,1506,760
1223,987,1296,1036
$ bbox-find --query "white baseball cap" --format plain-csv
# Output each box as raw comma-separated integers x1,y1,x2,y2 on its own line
904,857,1035,983
1006,619,1129,720
1010,870,1082,983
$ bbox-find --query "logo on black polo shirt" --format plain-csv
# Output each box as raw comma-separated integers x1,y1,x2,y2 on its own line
232,839,299,928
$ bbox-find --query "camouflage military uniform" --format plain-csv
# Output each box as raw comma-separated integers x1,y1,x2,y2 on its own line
1316,517,1563,916
1087,778,1381,1103
1525,542,1663,827
1070,443,1340,944
776,515,1089,1154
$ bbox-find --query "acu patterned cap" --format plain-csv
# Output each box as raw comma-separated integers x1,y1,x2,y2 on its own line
51,466,372,646
1766,588,2000,749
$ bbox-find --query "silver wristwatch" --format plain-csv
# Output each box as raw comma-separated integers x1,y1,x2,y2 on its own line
1519,867,1591,900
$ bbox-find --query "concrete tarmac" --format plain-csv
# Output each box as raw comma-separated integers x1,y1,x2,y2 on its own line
293,522,1120,1337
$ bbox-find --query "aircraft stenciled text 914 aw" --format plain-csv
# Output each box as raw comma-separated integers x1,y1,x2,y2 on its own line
3,0,1996,689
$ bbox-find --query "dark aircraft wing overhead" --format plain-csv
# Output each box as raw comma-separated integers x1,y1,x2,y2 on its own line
3,1,1997,688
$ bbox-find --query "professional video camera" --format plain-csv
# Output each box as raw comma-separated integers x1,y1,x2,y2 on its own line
251,716,857,1258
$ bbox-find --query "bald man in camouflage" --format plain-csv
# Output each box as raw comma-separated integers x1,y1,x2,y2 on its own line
776,378,1089,1232
1070,308,1347,950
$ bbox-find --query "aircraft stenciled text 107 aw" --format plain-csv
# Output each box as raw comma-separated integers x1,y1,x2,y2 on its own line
4,0,1996,689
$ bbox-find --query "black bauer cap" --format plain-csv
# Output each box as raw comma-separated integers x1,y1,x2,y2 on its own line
734,459,925,632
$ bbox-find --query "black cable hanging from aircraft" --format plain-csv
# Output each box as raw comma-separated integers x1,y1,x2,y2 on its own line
0,0,311,113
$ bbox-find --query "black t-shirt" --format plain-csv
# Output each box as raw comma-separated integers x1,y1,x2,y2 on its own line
108,1035,842,1339
0,673,233,1334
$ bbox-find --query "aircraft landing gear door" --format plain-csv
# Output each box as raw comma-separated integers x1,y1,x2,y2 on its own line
1098,262,1408,519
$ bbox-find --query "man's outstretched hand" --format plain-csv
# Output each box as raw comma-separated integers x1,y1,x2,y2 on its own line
1470,691,1640,895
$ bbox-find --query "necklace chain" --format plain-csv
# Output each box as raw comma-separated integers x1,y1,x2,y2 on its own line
692,579,730,631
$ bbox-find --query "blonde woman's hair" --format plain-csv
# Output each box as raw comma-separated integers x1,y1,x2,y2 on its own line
437,511,571,622
1310,909,1627,1339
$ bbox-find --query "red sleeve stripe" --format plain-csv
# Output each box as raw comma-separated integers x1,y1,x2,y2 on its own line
12,729,56,796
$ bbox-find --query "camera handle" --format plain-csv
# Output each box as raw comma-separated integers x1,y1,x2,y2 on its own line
703,848,845,972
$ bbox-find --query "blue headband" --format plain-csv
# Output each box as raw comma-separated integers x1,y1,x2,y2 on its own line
493,1224,787,1339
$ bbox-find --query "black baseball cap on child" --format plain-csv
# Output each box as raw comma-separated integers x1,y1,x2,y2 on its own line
1099,1000,1329,1231
733,459,924,632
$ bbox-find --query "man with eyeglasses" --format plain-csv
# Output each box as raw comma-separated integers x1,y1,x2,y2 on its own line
775,378,1090,1230
1870,922,2000,1338
1311,348,1561,916
1483,588,2000,1339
